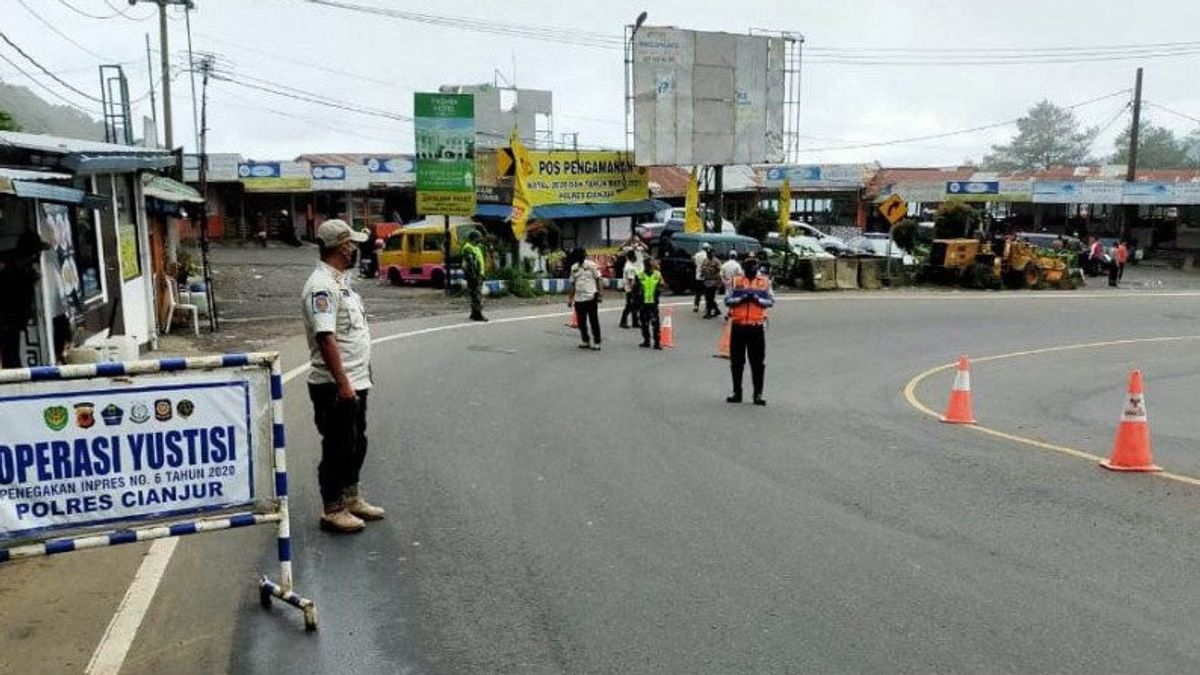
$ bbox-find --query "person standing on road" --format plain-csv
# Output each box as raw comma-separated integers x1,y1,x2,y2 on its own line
720,250,743,292
619,248,643,330
701,248,723,318
692,243,711,312
461,230,488,322
569,247,604,350
1116,240,1129,282
301,219,385,533
637,258,664,350
724,252,774,405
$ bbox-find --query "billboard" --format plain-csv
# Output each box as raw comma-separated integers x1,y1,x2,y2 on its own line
632,26,785,166
524,151,648,205
414,93,476,216
238,161,312,193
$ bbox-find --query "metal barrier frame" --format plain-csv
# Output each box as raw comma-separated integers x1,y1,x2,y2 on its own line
0,352,316,630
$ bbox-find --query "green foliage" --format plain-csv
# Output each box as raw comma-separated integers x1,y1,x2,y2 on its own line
492,264,540,298
0,109,19,132
982,100,1096,170
524,221,561,254
1112,120,1195,169
737,207,778,242
934,202,981,239
892,218,918,251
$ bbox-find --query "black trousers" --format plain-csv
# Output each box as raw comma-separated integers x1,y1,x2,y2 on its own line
640,304,661,345
693,280,704,308
730,323,766,397
1118,262,1126,280
703,285,719,316
1107,260,1119,286
574,299,601,344
308,384,369,506
620,292,642,327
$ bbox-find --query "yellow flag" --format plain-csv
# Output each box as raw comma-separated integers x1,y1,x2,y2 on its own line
509,128,531,241
779,177,791,237
684,168,702,234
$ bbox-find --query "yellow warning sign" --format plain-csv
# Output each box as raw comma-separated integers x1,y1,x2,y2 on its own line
879,194,907,225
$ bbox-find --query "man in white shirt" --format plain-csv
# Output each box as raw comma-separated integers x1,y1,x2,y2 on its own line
619,248,643,329
692,243,711,312
720,250,743,292
301,220,385,533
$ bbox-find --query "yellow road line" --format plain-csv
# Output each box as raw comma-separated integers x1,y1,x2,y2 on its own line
902,335,1200,487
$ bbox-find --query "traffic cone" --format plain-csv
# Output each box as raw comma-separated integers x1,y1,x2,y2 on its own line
941,355,976,424
659,308,675,348
1100,370,1161,472
714,318,730,359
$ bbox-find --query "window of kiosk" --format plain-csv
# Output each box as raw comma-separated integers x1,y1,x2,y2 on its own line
114,175,142,281
73,177,103,303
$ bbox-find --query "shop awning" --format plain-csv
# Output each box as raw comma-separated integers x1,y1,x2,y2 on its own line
60,152,176,174
6,179,108,208
142,173,204,204
473,199,669,221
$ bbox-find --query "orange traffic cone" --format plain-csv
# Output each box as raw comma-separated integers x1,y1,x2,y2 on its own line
1100,370,1161,472
659,308,675,348
941,355,976,424
567,308,578,329
714,318,730,359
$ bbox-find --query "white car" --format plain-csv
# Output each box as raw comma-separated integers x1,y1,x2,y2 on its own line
847,233,914,264
656,206,736,234
787,221,850,255
764,231,836,259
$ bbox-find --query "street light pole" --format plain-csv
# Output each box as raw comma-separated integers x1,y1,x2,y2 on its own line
129,0,195,149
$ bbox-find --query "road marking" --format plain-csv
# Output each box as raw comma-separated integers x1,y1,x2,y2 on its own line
902,335,1200,487
90,292,1200,672
85,538,178,675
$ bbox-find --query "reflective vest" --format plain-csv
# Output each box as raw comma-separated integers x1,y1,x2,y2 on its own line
462,241,486,277
637,270,662,304
729,275,770,325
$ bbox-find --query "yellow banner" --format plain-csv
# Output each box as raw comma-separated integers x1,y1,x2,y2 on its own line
510,129,531,240
241,177,312,193
523,151,648,206
779,177,791,235
684,168,702,233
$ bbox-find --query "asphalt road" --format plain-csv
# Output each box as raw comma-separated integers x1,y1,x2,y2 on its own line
8,281,1200,674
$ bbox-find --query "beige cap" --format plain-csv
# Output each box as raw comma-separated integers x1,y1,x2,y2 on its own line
316,219,368,247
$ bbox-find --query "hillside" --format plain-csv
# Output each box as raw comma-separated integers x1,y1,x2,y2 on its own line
0,79,105,140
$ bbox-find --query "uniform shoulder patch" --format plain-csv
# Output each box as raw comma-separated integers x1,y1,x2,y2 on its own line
311,290,333,314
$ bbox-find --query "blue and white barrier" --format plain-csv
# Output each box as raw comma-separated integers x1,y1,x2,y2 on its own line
0,352,317,631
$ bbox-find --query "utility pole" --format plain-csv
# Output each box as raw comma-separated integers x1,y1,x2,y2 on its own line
1123,67,1144,238
129,0,195,149
197,53,218,331
143,33,157,138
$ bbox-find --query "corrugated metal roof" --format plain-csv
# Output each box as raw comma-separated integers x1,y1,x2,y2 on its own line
0,130,171,156
0,167,72,181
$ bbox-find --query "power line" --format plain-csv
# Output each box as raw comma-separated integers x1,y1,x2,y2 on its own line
300,0,623,49
0,51,99,116
1087,100,1134,155
0,30,102,102
55,0,123,20
208,74,412,123
195,34,414,90
1146,102,1200,127
796,89,1131,153
17,0,115,61
104,0,156,21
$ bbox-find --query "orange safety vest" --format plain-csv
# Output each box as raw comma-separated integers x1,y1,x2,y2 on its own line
729,275,770,326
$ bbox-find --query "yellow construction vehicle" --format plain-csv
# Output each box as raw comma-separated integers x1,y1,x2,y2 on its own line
922,237,1078,290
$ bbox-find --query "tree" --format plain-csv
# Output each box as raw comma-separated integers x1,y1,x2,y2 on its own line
0,108,20,131
736,207,777,242
982,100,1096,171
1112,120,1193,169
933,201,980,239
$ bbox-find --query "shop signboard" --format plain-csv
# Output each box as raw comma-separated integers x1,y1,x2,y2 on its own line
522,151,648,206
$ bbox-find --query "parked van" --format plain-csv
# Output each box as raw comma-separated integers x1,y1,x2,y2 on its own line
377,219,482,286
659,232,765,294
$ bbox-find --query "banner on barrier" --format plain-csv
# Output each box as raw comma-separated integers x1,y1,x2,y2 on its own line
0,372,258,540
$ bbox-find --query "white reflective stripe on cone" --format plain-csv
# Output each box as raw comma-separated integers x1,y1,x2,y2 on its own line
953,369,971,391
1121,392,1148,423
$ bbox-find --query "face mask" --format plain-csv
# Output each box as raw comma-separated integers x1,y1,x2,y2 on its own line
341,242,359,268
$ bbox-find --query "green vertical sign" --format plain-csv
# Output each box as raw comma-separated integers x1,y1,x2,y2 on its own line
414,93,476,216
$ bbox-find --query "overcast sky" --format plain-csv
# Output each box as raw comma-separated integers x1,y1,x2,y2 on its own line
3,0,1200,166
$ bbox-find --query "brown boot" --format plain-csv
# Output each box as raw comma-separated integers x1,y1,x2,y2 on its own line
344,485,385,521
320,499,365,533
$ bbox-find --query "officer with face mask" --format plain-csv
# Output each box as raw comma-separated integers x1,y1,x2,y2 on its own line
301,220,385,533
723,252,774,405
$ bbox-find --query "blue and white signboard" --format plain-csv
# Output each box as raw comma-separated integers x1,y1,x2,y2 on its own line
237,162,282,179
364,157,415,175
760,164,871,189
311,165,347,181
946,181,999,195
0,372,255,540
